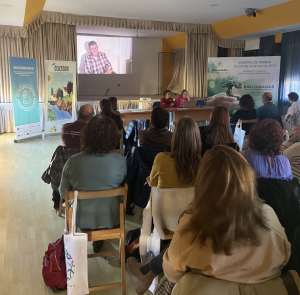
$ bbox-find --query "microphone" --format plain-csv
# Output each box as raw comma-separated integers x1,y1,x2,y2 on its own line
104,88,110,96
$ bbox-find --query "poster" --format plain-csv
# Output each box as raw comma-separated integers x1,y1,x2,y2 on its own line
45,61,77,133
9,57,41,140
207,57,281,107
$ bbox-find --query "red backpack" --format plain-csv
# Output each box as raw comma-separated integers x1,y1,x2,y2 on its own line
42,236,67,290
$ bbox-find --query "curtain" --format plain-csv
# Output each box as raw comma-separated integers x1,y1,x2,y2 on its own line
0,36,24,102
259,36,275,56
0,23,76,103
228,48,243,57
0,23,76,133
167,49,185,93
185,33,218,97
33,11,212,34
23,23,76,100
279,31,300,110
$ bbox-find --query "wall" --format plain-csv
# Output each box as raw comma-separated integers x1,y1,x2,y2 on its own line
161,33,187,92
213,0,300,39
133,37,162,95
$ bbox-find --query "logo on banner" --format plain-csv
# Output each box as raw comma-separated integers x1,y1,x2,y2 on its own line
16,84,38,111
52,63,70,72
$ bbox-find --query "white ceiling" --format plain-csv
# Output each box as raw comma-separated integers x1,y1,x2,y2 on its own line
45,0,287,24
0,0,26,26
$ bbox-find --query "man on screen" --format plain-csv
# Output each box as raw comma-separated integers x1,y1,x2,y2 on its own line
80,41,113,74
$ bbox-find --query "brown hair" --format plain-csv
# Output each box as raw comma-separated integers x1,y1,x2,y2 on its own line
171,117,202,184
185,145,268,255
207,106,234,145
82,116,120,153
249,119,283,156
239,94,255,111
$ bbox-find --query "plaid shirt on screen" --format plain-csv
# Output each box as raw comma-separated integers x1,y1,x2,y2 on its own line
83,52,112,74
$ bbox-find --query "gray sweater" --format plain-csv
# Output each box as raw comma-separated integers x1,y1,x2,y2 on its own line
60,151,126,229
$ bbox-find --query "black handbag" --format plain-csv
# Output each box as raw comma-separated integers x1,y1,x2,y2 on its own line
41,146,62,185
41,167,51,184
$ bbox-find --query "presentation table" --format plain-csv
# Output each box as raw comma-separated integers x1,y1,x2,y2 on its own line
120,107,214,126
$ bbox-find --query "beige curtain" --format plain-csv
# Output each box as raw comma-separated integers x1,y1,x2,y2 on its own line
167,49,186,94
185,33,218,97
0,23,76,103
23,23,76,100
185,34,245,97
33,11,212,34
228,48,243,57
0,23,75,133
0,36,24,102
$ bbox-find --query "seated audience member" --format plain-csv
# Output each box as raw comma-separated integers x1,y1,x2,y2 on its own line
201,106,239,154
129,146,290,295
127,117,202,292
152,101,161,110
284,92,300,133
257,92,281,123
100,98,123,130
126,109,172,211
175,89,190,108
231,94,256,135
244,119,292,180
149,117,202,188
162,146,290,291
139,108,172,151
62,104,94,150
60,116,126,231
48,104,94,211
284,127,300,181
245,119,300,272
108,96,119,113
160,90,175,108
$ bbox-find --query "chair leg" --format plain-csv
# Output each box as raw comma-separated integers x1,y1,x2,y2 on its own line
120,236,127,295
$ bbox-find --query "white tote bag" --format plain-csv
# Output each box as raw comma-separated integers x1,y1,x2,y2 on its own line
64,192,89,295
234,120,246,151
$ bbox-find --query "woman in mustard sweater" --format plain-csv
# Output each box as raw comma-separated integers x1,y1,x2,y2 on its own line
149,117,202,188
128,117,202,294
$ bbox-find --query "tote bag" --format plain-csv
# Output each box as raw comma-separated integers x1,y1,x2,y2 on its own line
64,192,89,295
234,120,246,151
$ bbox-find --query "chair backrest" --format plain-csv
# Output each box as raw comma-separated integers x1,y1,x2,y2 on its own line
65,185,127,202
64,185,128,232
151,187,194,239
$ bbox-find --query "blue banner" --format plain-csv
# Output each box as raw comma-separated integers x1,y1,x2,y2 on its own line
10,57,41,140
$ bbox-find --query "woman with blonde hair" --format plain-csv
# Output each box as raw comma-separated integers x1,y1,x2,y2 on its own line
127,117,202,294
161,145,290,294
201,106,238,154
149,116,202,188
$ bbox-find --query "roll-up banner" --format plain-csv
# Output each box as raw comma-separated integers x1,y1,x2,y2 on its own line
45,61,77,133
207,56,281,106
9,57,42,140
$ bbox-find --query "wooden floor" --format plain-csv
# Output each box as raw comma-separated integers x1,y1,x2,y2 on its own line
0,133,140,295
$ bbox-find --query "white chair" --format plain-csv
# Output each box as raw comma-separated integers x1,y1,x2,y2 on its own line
139,187,195,260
